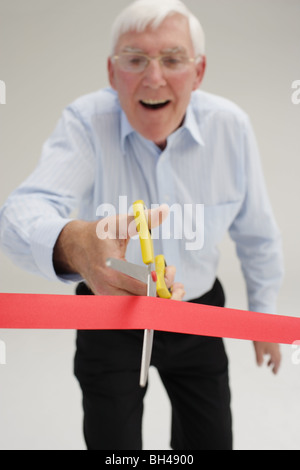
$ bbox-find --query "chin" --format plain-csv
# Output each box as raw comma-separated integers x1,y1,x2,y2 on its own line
140,124,176,142
145,132,167,147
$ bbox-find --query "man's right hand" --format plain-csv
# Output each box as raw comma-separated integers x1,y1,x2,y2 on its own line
53,205,176,297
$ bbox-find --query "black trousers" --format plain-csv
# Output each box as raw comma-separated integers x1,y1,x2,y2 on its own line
74,280,232,450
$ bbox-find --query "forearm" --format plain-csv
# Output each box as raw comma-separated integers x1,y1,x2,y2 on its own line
238,235,284,313
53,220,95,277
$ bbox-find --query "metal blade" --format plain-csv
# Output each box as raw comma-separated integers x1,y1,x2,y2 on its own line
106,257,156,388
147,268,157,298
106,258,148,283
139,329,154,387
139,265,156,387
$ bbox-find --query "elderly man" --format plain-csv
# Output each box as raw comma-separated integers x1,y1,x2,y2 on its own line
0,0,283,450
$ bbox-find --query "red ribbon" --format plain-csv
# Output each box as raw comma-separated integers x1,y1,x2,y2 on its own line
0,293,299,344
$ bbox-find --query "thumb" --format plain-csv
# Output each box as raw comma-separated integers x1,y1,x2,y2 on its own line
128,204,170,238
96,204,170,241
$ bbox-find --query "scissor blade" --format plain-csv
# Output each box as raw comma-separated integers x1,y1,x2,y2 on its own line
139,267,156,387
140,329,154,387
147,269,157,297
106,258,148,283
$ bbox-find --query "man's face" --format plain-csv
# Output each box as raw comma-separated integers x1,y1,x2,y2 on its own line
108,14,206,149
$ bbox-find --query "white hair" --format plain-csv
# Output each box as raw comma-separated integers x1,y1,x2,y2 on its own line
110,0,205,58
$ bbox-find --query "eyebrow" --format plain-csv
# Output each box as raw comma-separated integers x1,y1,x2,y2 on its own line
121,46,187,55
161,47,187,54
121,47,144,54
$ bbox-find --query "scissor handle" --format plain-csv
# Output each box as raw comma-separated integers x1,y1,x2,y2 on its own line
133,200,154,265
155,255,172,299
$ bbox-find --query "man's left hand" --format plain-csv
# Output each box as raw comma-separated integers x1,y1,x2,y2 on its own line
253,341,281,375
164,265,185,301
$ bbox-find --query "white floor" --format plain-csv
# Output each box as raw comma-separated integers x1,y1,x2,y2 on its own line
1,305,300,450
1,0,299,451
144,340,300,451
1,237,300,450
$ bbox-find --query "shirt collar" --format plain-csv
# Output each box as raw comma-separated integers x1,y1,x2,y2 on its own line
181,102,205,147
120,99,205,153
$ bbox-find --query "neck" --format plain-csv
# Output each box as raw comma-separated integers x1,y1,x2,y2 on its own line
155,140,167,151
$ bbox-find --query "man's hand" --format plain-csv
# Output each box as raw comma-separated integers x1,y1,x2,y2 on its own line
53,205,185,298
253,341,281,375
164,265,185,301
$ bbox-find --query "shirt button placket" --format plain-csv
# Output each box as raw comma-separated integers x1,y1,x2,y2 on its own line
156,150,183,285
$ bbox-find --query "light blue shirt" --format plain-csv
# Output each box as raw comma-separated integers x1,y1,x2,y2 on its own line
0,88,284,312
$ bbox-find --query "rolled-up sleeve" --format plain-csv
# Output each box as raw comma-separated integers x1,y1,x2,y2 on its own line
0,105,95,282
229,117,284,313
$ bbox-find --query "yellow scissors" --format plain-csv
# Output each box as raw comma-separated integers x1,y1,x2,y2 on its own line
106,200,171,387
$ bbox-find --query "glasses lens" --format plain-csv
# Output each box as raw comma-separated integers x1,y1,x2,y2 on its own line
120,54,148,72
161,55,189,70
116,53,193,73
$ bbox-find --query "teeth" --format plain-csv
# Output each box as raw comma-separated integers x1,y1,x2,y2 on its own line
141,99,169,105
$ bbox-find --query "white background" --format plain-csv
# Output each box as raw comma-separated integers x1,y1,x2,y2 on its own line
0,0,300,450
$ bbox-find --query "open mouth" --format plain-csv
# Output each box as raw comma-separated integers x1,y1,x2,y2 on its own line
140,99,171,110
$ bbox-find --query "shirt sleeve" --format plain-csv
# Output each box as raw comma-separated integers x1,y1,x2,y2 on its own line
228,116,284,314
0,105,95,282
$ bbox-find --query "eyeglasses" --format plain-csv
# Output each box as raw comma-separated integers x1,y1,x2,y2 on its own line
112,52,199,73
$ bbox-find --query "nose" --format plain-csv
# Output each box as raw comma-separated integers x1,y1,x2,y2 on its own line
142,59,167,89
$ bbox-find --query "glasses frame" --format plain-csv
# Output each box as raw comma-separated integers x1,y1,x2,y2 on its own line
112,51,200,73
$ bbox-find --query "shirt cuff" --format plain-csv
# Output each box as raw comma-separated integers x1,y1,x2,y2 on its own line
248,300,278,315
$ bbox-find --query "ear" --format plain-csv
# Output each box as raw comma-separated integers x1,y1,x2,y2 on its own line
192,55,206,91
107,57,117,90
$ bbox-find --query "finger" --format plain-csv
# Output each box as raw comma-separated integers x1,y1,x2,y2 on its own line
268,352,281,375
272,360,280,375
255,347,264,367
128,204,170,238
147,204,170,229
96,215,127,240
164,265,176,289
96,204,170,241
171,283,186,301
265,343,281,375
